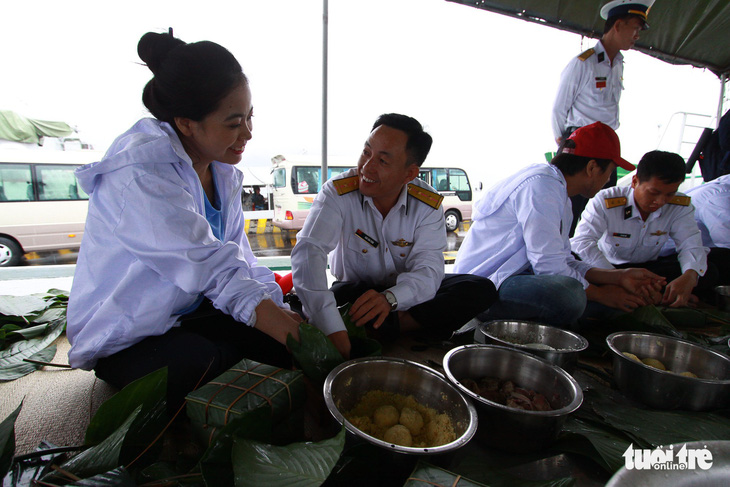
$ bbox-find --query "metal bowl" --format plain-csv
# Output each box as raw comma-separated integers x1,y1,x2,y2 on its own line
606,440,730,486
716,285,730,312
478,320,588,373
442,344,583,453
323,357,478,455
606,332,730,411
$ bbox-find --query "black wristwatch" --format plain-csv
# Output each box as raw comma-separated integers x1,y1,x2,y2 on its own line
382,290,398,311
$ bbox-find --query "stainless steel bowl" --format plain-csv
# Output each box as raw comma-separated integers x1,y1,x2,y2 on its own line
606,332,730,411
478,320,588,373
442,344,583,453
323,357,478,455
606,440,730,486
716,285,730,312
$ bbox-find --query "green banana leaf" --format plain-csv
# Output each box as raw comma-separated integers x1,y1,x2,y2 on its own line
404,460,490,486
0,295,48,320
231,427,345,487
199,408,273,487
84,367,168,467
0,340,60,382
0,313,65,381
559,416,632,473
65,467,136,486
287,322,345,384
48,405,142,482
0,403,22,480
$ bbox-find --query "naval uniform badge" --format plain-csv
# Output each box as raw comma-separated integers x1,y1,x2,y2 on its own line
624,205,633,220
355,229,379,247
407,184,443,209
333,175,359,195
605,196,627,209
669,195,691,206
650,230,667,236
391,239,412,247
578,48,595,61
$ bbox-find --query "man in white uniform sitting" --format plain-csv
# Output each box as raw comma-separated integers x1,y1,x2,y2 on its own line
572,151,714,307
291,114,497,358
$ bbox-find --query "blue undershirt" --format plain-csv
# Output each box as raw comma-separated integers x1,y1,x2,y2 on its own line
176,167,225,316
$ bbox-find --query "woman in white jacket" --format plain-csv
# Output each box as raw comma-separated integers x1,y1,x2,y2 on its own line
67,30,301,410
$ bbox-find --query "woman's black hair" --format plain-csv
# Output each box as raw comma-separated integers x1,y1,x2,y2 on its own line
138,31,247,124
551,139,613,175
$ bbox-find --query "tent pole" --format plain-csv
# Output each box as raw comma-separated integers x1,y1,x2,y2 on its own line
321,0,329,188
717,73,728,128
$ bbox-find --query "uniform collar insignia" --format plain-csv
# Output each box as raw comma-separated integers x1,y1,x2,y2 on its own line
597,51,605,63
650,230,667,236
624,205,633,220
391,239,412,247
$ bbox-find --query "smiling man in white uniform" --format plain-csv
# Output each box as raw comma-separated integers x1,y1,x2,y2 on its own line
291,114,497,358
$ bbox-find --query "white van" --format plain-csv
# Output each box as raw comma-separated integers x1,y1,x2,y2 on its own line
270,156,473,232
0,149,102,266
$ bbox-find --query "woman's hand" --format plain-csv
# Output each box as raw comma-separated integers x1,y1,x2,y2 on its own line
253,298,301,345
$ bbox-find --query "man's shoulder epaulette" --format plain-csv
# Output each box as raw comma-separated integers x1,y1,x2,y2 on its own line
578,48,595,61
407,184,443,209
604,196,627,209
332,175,359,195
669,195,691,206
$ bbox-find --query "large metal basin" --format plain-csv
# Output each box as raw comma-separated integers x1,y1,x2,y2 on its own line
443,344,583,453
323,357,477,455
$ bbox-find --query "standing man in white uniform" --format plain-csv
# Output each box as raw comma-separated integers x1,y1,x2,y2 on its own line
291,114,497,358
454,122,663,328
572,151,713,307
552,0,655,236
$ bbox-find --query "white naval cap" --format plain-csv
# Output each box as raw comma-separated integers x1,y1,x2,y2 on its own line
600,0,655,29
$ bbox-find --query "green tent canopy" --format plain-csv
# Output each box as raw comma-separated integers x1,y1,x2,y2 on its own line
447,0,730,78
0,110,74,145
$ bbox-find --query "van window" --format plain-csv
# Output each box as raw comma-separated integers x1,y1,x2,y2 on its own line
35,164,88,201
272,167,286,189
292,166,350,195
448,168,471,201
0,163,33,202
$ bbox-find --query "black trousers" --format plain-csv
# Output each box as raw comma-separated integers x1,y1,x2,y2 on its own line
330,274,497,340
94,300,291,414
614,254,719,300
708,247,730,286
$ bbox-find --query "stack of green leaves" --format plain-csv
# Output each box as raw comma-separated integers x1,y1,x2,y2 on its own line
0,290,69,381
286,303,382,384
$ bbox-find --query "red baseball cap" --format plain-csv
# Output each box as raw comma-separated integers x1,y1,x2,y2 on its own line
563,122,635,171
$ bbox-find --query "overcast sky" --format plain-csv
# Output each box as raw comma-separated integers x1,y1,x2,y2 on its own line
1,0,724,187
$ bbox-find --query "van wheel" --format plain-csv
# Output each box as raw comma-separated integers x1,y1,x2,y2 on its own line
0,237,23,267
444,210,460,232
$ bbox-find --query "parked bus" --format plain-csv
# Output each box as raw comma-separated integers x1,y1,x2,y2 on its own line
0,149,102,266
270,156,473,232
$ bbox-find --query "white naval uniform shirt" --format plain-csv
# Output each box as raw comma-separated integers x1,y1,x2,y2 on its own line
453,163,592,289
291,168,446,336
552,40,624,141
685,175,730,249
571,186,708,276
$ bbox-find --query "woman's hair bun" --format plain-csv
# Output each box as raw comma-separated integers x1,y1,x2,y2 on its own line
137,31,186,75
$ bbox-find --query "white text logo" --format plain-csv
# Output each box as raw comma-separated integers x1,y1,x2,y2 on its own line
623,443,713,471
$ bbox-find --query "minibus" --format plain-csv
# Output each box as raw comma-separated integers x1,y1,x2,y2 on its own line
0,149,102,266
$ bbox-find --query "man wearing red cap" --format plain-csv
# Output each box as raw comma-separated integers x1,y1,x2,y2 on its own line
454,122,664,327
552,0,655,236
